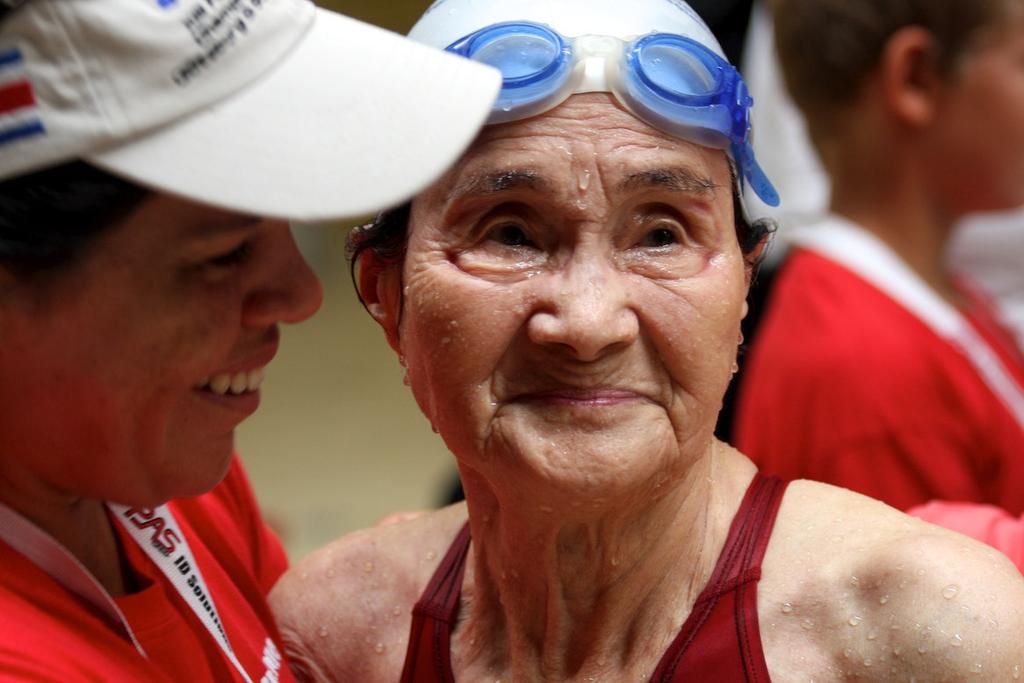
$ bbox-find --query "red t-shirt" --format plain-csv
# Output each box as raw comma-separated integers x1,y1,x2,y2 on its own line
736,248,1024,513
0,457,295,683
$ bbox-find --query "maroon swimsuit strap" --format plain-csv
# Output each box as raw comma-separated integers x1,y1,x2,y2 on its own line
399,523,471,683
650,472,788,682
400,473,789,683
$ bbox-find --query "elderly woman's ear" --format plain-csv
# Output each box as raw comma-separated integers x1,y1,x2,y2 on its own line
746,235,769,282
357,250,403,352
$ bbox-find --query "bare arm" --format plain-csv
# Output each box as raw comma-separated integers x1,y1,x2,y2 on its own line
761,481,1024,681
849,530,1024,681
909,500,1024,572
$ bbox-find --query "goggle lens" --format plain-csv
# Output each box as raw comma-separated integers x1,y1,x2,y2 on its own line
460,24,567,88
476,33,558,80
636,42,717,98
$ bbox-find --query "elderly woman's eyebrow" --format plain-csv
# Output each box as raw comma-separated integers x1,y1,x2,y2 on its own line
449,169,549,200
618,167,717,194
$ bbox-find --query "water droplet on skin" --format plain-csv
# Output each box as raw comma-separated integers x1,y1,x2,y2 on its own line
879,595,890,605
843,649,853,659
850,575,861,588
917,645,928,654
364,562,375,574
374,642,386,654
781,602,794,614
893,646,903,657
801,618,815,631
300,572,309,581
392,606,402,617
848,615,863,627
1012,664,1021,679
863,659,873,667
867,631,878,641
972,663,983,674
318,626,329,638
951,634,964,647
942,584,960,600
577,169,592,191
917,569,926,577
426,550,437,561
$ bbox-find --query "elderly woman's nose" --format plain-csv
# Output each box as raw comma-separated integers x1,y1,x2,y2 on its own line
242,223,324,328
526,257,639,361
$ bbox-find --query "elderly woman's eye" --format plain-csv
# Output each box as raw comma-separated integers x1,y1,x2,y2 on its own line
487,222,535,248
638,226,679,248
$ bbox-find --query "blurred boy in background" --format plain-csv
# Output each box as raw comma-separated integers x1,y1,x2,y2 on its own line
736,0,1024,518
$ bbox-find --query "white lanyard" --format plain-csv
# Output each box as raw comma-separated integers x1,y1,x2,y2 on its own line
0,501,254,683
789,216,1024,432
108,503,255,683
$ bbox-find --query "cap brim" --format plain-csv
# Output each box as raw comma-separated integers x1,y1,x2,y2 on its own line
87,9,500,222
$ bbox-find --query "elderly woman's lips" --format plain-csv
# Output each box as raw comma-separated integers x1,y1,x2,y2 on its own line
517,388,647,406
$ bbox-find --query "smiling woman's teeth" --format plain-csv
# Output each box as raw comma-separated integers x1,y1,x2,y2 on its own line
196,367,267,396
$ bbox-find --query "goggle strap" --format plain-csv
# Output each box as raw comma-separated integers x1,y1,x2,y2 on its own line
733,141,780,207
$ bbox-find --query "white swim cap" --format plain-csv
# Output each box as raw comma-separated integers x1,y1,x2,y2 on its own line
410,0,725,60
407,0,782,207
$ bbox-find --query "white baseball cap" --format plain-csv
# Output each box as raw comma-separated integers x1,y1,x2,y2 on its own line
0,0,501,222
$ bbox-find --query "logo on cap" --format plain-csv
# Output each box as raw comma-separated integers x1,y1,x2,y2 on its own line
0,49,44,146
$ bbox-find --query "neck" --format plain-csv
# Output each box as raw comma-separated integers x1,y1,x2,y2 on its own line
0,467,128,596
825,133,960,305
456,441,756,681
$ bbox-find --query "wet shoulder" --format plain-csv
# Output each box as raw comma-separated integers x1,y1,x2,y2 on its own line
268,504,469,683
760,481,1024,680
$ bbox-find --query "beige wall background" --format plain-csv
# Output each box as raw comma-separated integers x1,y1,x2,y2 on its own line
236,0,457,560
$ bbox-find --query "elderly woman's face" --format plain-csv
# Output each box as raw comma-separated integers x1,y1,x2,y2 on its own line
398,95,748,494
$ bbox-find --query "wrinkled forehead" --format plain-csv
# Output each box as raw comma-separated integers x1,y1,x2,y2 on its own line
412,0,724,59
421,94,733,208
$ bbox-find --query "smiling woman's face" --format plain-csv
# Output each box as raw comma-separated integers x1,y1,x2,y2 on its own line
391,94,749,498
0,193,323,507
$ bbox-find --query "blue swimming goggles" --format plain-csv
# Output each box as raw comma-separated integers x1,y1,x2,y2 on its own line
445,21,779,207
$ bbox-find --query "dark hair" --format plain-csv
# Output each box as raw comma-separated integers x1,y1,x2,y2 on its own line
0,161,148,277
771,0,1015,146
348,190,774,300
